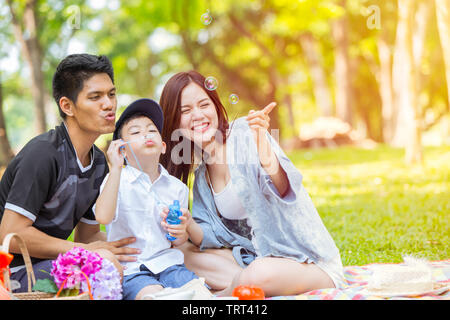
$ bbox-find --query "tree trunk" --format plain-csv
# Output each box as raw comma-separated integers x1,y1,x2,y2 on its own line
377,33,395,144
226,13,281,135
6,0,47,134
392,0,423,164
267,67,280,135
282,84,298,137
363,31,395,143
299,33,333,117
332,1,353,126
0,76,15,166
435,0,450,109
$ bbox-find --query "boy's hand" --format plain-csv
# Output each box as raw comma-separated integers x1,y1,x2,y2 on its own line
107,139,127,170
160,208,192,245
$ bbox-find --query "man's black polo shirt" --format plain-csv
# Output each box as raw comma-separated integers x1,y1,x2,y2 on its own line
0,122,108,267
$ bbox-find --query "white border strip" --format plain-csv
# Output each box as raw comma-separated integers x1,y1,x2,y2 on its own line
80,217,99,225
4,203,36,222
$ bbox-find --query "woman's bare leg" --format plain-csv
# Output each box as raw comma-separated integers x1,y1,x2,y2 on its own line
179,242,243,290
217,257,335,297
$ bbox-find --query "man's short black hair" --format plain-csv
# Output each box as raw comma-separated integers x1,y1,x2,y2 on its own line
52,54,114,119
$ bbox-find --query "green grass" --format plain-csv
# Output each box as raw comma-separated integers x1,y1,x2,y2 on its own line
66,145,449,267
288,145,450,266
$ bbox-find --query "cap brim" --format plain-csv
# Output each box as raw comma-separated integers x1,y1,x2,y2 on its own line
113,98,164,140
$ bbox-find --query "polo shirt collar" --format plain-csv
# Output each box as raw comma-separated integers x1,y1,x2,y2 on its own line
61,121,94,172
125,163,169,185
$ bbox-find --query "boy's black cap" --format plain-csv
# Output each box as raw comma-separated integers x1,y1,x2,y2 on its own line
113,98,164,140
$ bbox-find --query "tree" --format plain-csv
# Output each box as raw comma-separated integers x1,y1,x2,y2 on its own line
4,0,88,135
299,32,333,117
377,30,395,143
6,0,47,134
391,0,425,164
364,1,398,144
435,0,450,109
332,0,353,126
0,74,14,166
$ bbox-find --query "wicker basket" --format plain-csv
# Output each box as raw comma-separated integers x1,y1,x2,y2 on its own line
1,233,91,300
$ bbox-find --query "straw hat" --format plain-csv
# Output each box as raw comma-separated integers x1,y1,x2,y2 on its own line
362,256,448,297
141,277,213,300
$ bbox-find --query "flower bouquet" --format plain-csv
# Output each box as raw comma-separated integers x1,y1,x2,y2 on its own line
33,247,122,300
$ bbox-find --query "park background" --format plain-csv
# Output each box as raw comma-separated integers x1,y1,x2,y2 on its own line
0,0,448,266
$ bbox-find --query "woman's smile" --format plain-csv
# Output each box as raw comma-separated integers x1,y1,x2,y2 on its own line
179,82,220,144
192,122,211,133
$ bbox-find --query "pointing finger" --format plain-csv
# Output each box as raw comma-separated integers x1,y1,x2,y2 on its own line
262,102,277,115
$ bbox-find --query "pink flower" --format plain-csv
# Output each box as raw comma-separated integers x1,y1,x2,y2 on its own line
81,259,122,300
51,247,103,290
49,247,122,299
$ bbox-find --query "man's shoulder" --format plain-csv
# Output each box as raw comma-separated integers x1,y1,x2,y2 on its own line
14,130,60,164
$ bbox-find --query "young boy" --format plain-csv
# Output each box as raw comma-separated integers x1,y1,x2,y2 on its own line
94,98,199,300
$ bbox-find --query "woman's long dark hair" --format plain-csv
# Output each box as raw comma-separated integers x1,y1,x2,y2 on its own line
159,70,229,185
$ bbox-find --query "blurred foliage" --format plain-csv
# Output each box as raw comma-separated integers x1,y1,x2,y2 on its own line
0,0,448,151
1,0,449,264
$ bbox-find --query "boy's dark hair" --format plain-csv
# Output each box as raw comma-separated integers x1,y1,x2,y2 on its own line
52,54,114,119
116,112,151,140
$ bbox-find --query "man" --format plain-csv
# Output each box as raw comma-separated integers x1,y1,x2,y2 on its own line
0,53,138,292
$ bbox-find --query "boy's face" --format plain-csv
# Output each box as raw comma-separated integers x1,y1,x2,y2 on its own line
121,116,166,161
70,73,117,134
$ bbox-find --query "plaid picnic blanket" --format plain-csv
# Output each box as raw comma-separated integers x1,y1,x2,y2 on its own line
270,260,450,300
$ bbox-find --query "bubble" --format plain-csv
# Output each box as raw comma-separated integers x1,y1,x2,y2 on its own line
201,10,213,25
229,94,239,104
204,76,218,91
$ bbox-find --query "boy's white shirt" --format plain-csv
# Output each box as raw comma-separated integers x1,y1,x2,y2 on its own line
93,164,188,276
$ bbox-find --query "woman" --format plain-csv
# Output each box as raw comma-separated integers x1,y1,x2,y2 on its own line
159,70,344,297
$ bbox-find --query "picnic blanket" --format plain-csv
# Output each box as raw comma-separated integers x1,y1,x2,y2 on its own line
270,259,450,300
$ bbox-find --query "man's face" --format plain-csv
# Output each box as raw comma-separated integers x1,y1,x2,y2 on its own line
71,73,117,135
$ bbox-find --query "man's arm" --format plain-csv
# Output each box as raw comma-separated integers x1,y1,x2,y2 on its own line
74,221,106,243
0,209,139,263
0,209,78,259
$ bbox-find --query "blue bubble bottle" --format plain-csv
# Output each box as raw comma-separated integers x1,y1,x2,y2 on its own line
166,200,182,241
